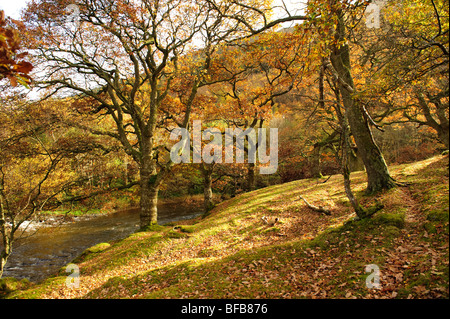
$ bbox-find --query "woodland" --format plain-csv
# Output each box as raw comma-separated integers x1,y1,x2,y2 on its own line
0,0,448,300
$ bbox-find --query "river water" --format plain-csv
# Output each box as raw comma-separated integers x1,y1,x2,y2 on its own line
2,203,202,283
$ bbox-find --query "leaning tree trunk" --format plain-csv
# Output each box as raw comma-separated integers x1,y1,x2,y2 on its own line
438,128,449,150
343,93,396,193
330,12,397,194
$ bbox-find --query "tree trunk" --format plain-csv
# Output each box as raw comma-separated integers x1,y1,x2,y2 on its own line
247,162,256,191
415,91,449,149
0,237,12,279
341,128,366,219
201,163,214,213
438,127,449,150
139,173,159,229
139,138,159,229
330,12,396,194
337,95,384,219
311,144,322,178
342,87,396,193
348,147,365,173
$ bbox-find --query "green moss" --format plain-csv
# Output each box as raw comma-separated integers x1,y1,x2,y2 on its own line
383,225,402,237
261,227,281,234
0,277,32,298
140,224,166,232
228,218,239,227
163,221,177,226
6,276,66,299
197,246,222,257
178,225,196,233
426,210,449,222
70,242,112,264
166,230,189,239
87,242,111,253
372,213,405,229
308,213,403,253
423,222,437,234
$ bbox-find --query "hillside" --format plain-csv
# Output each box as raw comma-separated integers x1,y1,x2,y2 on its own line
6,155,449,299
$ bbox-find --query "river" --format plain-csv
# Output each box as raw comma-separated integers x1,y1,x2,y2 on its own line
1,202,203,283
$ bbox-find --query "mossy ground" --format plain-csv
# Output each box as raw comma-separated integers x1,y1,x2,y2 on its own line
0,277,33,298
8,155,449,299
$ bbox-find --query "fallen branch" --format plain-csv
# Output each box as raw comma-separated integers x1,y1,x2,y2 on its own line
320,175,332,184
298,195,331,215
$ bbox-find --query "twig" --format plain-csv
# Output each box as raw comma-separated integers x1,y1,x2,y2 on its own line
298,195,331,215
320,175,332,184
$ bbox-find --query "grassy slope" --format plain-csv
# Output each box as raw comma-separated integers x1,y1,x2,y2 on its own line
10,156,449,299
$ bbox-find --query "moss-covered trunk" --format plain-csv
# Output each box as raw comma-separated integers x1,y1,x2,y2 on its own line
0,240,11,279
330,12,396,194
139,174,159,229
139,137,160,229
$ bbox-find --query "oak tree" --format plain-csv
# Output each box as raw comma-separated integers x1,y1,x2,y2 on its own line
23,0,280,228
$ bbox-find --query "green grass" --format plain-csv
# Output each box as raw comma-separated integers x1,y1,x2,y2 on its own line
7,155,449,299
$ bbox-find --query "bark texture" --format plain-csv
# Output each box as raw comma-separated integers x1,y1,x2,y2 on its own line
330,12,397,194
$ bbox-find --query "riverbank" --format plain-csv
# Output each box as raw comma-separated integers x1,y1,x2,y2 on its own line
1,197,205,286
7,155,449,299
28,194,205,231
17,213,104,232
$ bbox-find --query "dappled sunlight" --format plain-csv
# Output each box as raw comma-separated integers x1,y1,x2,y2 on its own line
1,0,448,304
392,155,446,178
9,156,448,299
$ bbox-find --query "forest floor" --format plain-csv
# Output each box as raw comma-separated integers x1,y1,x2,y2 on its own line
5,155,449,299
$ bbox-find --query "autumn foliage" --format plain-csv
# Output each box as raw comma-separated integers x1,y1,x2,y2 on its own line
0,0,448,299
0,10,33,87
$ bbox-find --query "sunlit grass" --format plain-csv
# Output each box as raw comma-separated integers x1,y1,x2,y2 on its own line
8,155,449,299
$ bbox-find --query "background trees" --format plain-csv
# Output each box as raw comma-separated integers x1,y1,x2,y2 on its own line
0,99,65,277
355,0,449,149
23,0,254,229
1,10,36,277
4,0,446,226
